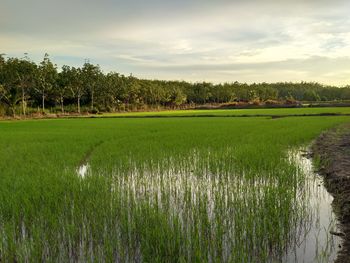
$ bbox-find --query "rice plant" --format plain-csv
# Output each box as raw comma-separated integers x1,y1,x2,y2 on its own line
0,115,348,262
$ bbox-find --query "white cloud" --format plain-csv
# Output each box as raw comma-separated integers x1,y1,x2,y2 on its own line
1,0,350,85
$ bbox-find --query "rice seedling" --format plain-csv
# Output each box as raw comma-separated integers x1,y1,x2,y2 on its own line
94,107,350,118
0,116,348,262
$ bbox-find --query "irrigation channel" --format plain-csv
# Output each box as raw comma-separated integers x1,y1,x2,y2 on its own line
76,147,340,262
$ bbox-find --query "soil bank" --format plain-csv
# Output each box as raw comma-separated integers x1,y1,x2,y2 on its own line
312,124,350,263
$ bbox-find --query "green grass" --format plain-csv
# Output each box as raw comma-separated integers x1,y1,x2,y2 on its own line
94,107,350,117
0,115,349,262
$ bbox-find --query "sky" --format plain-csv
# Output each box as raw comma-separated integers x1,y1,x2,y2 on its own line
1,0,350,85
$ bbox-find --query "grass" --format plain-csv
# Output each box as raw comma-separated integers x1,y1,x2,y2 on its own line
93,107,350,117
0,115,349,262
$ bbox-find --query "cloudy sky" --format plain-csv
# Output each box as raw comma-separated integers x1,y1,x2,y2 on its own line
2,0,350,85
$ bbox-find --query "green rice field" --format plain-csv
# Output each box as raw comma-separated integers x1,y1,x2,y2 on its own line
0,110,349,262
94,107,350,118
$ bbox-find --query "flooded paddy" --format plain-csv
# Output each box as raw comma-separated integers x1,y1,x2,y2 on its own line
77,163,90,178
76,148,341,262
1,116,349,262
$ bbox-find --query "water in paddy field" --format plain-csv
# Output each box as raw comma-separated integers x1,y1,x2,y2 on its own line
75,149,341,262
283,149,341,263
77,163,89,178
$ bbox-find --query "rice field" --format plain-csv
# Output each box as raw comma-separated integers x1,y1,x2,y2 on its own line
94,107,350,118
0,114,349,262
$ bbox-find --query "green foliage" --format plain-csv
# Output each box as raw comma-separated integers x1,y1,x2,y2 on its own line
0,56,37,115
0,54,350,116
36,54,58,112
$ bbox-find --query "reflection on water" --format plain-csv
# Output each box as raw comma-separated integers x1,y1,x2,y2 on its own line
76,148,340,262
77,163,89,178
284,149,340,263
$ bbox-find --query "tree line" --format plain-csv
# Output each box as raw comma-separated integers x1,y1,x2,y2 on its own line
1,54,350,116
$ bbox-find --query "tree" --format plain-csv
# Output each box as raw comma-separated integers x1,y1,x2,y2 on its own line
187,82,211,104
81,62,101,111
140,81,164,105
0,54,5,67
0,84,4,102
102,72,121,110
125,75,141,106
56,65,71,113
171,87,187,106
304,90,320,101
68,67,84,113
2,53,350,117
2,57,37,116
37,54,58,112
0,84,21,116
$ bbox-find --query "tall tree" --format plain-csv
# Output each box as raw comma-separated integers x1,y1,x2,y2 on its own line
37,54,58,112
125,75,141,106
4,57,37,116
0,83,21,116
81,62,101,110
56,65,71,113
68,67,84,113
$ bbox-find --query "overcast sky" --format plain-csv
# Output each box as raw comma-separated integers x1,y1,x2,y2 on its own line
2,0,350,85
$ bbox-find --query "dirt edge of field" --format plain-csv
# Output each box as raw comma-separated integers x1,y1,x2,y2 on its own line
312,124,350,263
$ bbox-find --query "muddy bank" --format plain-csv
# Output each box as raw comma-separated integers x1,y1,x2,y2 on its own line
312,124,350,263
